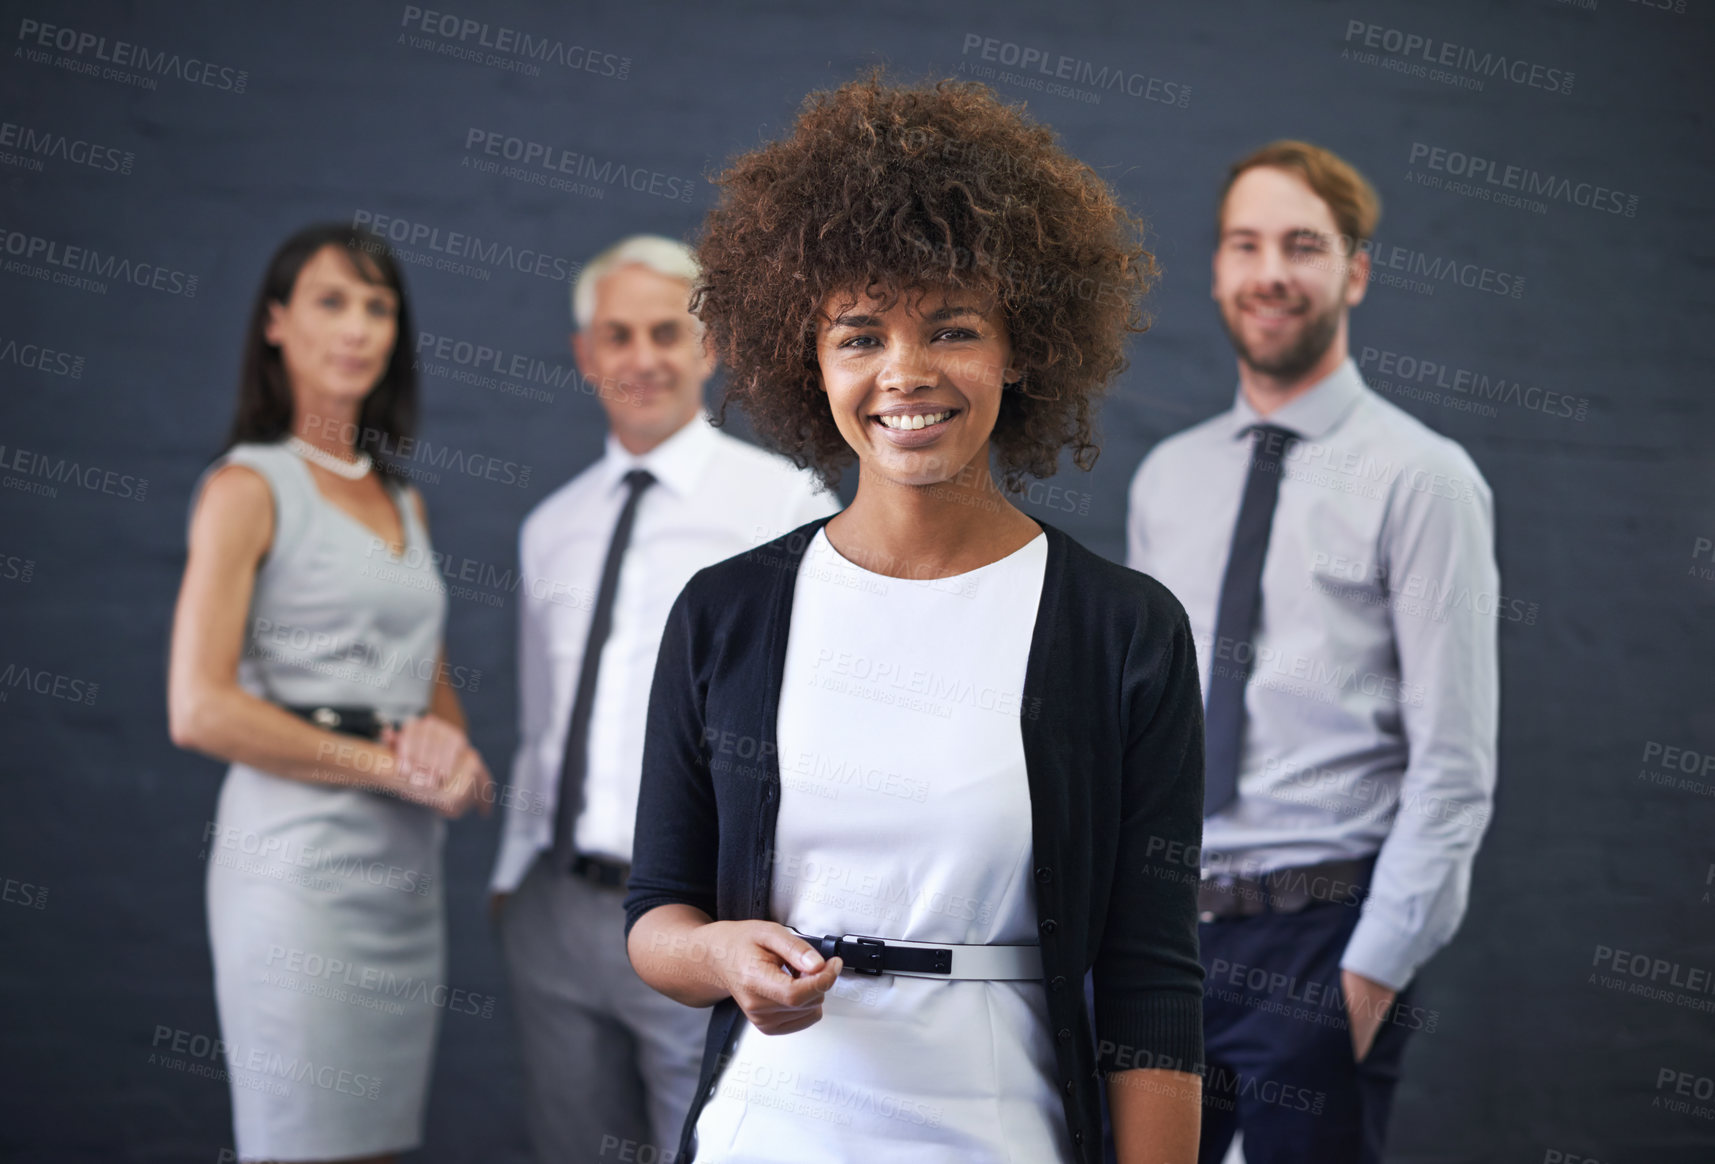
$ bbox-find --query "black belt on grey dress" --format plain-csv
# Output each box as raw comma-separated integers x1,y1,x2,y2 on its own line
282,704,399,742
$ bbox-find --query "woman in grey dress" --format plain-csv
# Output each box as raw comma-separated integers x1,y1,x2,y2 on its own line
168,223,495,1163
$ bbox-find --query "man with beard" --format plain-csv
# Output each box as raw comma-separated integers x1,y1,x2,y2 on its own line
1125,142,1499,1162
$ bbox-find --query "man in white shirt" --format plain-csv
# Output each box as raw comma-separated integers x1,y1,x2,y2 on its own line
491,235,838,1163
1127,144,1499,1162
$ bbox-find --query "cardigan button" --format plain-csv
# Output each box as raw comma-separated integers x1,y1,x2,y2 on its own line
1039,918,1057,935
1057,1027,1072,1043
1049,976,1066,992
1034,865,1052,884
1063,1078,1074,1095
1073,1130,1085,1146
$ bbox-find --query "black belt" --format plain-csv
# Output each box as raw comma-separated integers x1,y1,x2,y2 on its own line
565,852,630,890
282,704,399,741
1197,855,1376,921
782,926,1040,981
807,933,952,977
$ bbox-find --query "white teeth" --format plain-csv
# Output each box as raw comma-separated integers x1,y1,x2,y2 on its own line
878,410,952,431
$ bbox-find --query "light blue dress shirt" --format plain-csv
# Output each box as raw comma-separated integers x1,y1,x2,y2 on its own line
1127,358,1500,990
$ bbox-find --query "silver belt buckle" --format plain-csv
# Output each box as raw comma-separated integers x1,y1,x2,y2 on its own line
310,706,341,729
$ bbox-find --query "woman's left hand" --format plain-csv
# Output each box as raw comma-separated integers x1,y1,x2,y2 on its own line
381,714,470,797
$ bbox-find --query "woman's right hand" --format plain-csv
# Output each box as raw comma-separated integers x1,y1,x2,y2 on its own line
699,920,844,1035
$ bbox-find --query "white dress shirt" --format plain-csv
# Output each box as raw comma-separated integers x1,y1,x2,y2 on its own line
1126,358,1499,990
490,413,839,892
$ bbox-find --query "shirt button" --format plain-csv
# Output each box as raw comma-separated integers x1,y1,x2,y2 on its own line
1050,976,1066,992
1040,918,1058,935
1035,866,1052,884
1057,1027,1072,1043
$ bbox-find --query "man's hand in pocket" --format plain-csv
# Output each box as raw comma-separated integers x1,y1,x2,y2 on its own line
1341,969,1397,1063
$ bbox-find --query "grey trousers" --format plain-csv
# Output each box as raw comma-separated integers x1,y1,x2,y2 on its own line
500,854,708,1164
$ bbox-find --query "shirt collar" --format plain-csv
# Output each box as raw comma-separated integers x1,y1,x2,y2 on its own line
1225,357,1367,442
600,410,719,498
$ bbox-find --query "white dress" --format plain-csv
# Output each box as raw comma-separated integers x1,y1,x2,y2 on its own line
197,443,449,1161
692,526,1074,1163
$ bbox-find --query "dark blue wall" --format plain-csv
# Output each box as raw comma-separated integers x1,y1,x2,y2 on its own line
2,1,1711,1160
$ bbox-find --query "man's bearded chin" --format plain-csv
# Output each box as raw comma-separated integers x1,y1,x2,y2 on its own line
1225,299,1342,382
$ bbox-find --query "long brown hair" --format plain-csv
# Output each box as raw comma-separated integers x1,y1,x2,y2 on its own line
224,223,417,478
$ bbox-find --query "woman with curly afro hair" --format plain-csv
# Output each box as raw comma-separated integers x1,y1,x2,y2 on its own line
625,74,1206,1164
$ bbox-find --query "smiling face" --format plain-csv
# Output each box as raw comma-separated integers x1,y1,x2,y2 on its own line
1213,165,1368,385
573,263,715,454
814,284,1019,489
264,244,399,408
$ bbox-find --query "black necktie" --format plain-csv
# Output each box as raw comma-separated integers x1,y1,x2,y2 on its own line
552,467,656,865
1203,424,1297,818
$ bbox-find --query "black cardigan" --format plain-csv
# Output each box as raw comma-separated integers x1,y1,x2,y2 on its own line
624,516,1206,1163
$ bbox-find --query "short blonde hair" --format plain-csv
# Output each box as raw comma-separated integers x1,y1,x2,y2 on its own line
1217,140,1382,252
571,234,700,329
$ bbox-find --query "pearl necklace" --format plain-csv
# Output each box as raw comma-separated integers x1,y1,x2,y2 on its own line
285,435,373,480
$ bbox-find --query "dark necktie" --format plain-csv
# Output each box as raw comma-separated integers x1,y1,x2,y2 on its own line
552,467,656,865
1203,424,1297,817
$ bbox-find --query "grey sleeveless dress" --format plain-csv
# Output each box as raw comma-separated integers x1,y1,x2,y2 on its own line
195,441,449,1160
